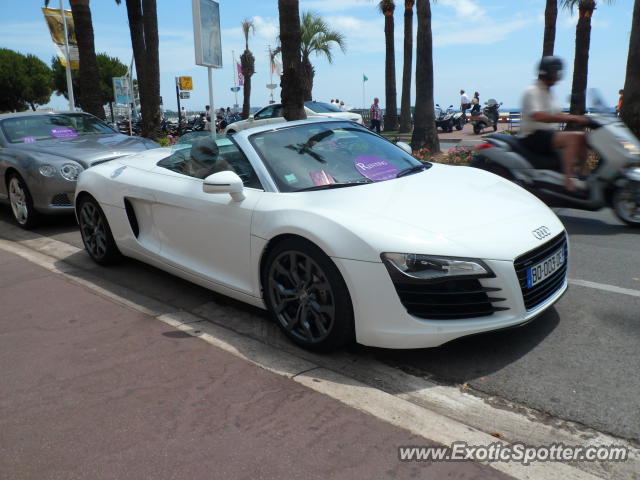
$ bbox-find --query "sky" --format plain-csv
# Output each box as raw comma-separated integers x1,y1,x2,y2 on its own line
0,0,634,113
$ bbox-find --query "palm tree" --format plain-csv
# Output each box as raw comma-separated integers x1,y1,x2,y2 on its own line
278,0,307,120
292,12,346,101
399,0,414,133
410,0,439,153
45,0,104,119
542,0,558,56
116,0,161,140
379,0,398,131
240,19,255,119
621,0,640,138
561,0,613,116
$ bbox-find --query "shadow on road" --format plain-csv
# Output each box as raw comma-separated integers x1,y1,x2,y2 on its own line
558,213,637,237
356,309,560,385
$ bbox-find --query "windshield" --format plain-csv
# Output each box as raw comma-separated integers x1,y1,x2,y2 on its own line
305,101,343,113
0,114,115,144
249,122,425,192
587,88,616,116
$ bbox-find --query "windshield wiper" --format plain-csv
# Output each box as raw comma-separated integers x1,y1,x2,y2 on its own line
297,180,373,192
396,164,428,178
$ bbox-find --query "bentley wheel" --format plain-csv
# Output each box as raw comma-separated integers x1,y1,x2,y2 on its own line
612,184,640,227
7,173,38,229
78,196,122,264
263,238,354,351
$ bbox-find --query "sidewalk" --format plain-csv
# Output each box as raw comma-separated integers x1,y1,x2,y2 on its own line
0,247,512,480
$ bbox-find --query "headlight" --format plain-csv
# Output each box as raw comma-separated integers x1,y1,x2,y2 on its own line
59,163,83,181
382,253,491,281
621,141,640,156
38,164,56,177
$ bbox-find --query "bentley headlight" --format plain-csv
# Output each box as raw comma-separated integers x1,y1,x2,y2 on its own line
38,164,56,177
59,163,83,181
382,253,490,281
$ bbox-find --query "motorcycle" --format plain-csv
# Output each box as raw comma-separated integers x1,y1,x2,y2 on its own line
470,91,640,227
435,104,463,133
470,99,502,134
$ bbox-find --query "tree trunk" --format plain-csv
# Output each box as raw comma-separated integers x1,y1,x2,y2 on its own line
383,8,398,131
411,0,439,153
240,50,254,118
569,1,594,116
542,0,558,56
399,1,414,133
302,54,314,102
70,0,104,118
621,0,640,138
278,0,307,121
124,0,161,140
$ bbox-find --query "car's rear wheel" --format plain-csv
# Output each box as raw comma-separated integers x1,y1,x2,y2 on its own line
7,173,39,229
77,196,122,265
263,238,354,351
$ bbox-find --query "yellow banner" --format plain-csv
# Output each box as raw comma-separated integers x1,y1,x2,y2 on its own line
42,7,79,70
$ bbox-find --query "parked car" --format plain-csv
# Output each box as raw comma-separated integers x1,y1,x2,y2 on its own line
75,118,568,351
0,111,158,228
223,101,363,134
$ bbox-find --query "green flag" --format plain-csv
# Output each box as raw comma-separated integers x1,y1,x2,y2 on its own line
363,74,368,82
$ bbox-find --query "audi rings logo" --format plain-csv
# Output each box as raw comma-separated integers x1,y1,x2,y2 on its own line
532,226,551,240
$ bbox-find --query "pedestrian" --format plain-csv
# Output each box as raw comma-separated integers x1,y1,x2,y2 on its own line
339,101,346,111
335,98,340,107
460,89,470,121
370,97,382,134
205,104,211,122
470,91,481,115
330,98,335,105
616,89,624,117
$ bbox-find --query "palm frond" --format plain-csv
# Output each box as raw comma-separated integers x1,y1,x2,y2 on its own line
299,11,347,62
378,0,395,15
241,18,255,46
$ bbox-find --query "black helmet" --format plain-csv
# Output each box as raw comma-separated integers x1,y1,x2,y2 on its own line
539,56,563,82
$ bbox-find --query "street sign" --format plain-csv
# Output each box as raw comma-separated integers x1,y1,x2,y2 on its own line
112,76,131,104
179,91,191,99
230,86,241,92
266,83,278,90
178,76,193,90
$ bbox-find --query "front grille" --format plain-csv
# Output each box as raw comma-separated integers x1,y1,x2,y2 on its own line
514,233,568,310
393,278,509,320
51,193,72,206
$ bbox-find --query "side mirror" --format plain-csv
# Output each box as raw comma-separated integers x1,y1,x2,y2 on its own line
396,141,413,155
203,170,245,201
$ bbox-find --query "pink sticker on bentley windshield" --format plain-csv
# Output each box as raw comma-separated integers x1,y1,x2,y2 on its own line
50,127,78,139
354,155,400,181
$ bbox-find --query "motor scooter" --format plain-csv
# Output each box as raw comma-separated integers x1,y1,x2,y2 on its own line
470,99,502,134
470,91,640,226
435,104,464,132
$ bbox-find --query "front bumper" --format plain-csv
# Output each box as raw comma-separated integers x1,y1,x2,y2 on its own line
332,256,567,349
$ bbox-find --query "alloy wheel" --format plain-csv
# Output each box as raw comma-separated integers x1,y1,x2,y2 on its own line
267,250,336,344
613,184,640,225
8,177,29,225
79,201,108,259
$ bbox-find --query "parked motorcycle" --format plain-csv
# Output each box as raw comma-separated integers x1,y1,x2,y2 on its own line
470,92,640,226
435,104,457,133
470,99,502,134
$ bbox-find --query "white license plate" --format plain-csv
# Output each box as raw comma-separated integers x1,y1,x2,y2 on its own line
526,248,565,288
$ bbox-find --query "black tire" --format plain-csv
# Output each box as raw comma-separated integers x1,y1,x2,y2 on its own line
226,129,236,134
493,123,498,132
262,237,355,352
473,125,482,134
612,185,640,227
455,120,463,131
77,196,123,265
7,172,39,229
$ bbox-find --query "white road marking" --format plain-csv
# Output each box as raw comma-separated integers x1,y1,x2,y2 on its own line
569,279,640,298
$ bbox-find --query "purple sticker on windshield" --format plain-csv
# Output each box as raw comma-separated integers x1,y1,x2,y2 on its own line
23,136,36,143
354,155,400,181
50,127,78,139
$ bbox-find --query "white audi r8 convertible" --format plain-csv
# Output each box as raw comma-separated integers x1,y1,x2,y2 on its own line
75,119,568,351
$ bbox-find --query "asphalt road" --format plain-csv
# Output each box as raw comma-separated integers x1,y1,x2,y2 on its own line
0,205,638,442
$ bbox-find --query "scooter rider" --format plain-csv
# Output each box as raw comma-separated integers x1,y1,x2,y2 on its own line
519,56,591,191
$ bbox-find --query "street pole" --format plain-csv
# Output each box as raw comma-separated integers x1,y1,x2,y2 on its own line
268,45,274,104
208,66,215,139
59,0,75,111
175,79,182,127
362,76,365,110
232,50,239,111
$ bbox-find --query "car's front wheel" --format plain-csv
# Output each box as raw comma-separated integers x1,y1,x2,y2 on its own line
77,196,122,265
263,238,354,351
7,173,39,229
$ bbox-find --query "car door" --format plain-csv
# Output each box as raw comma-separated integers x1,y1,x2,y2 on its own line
150,141,263,295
